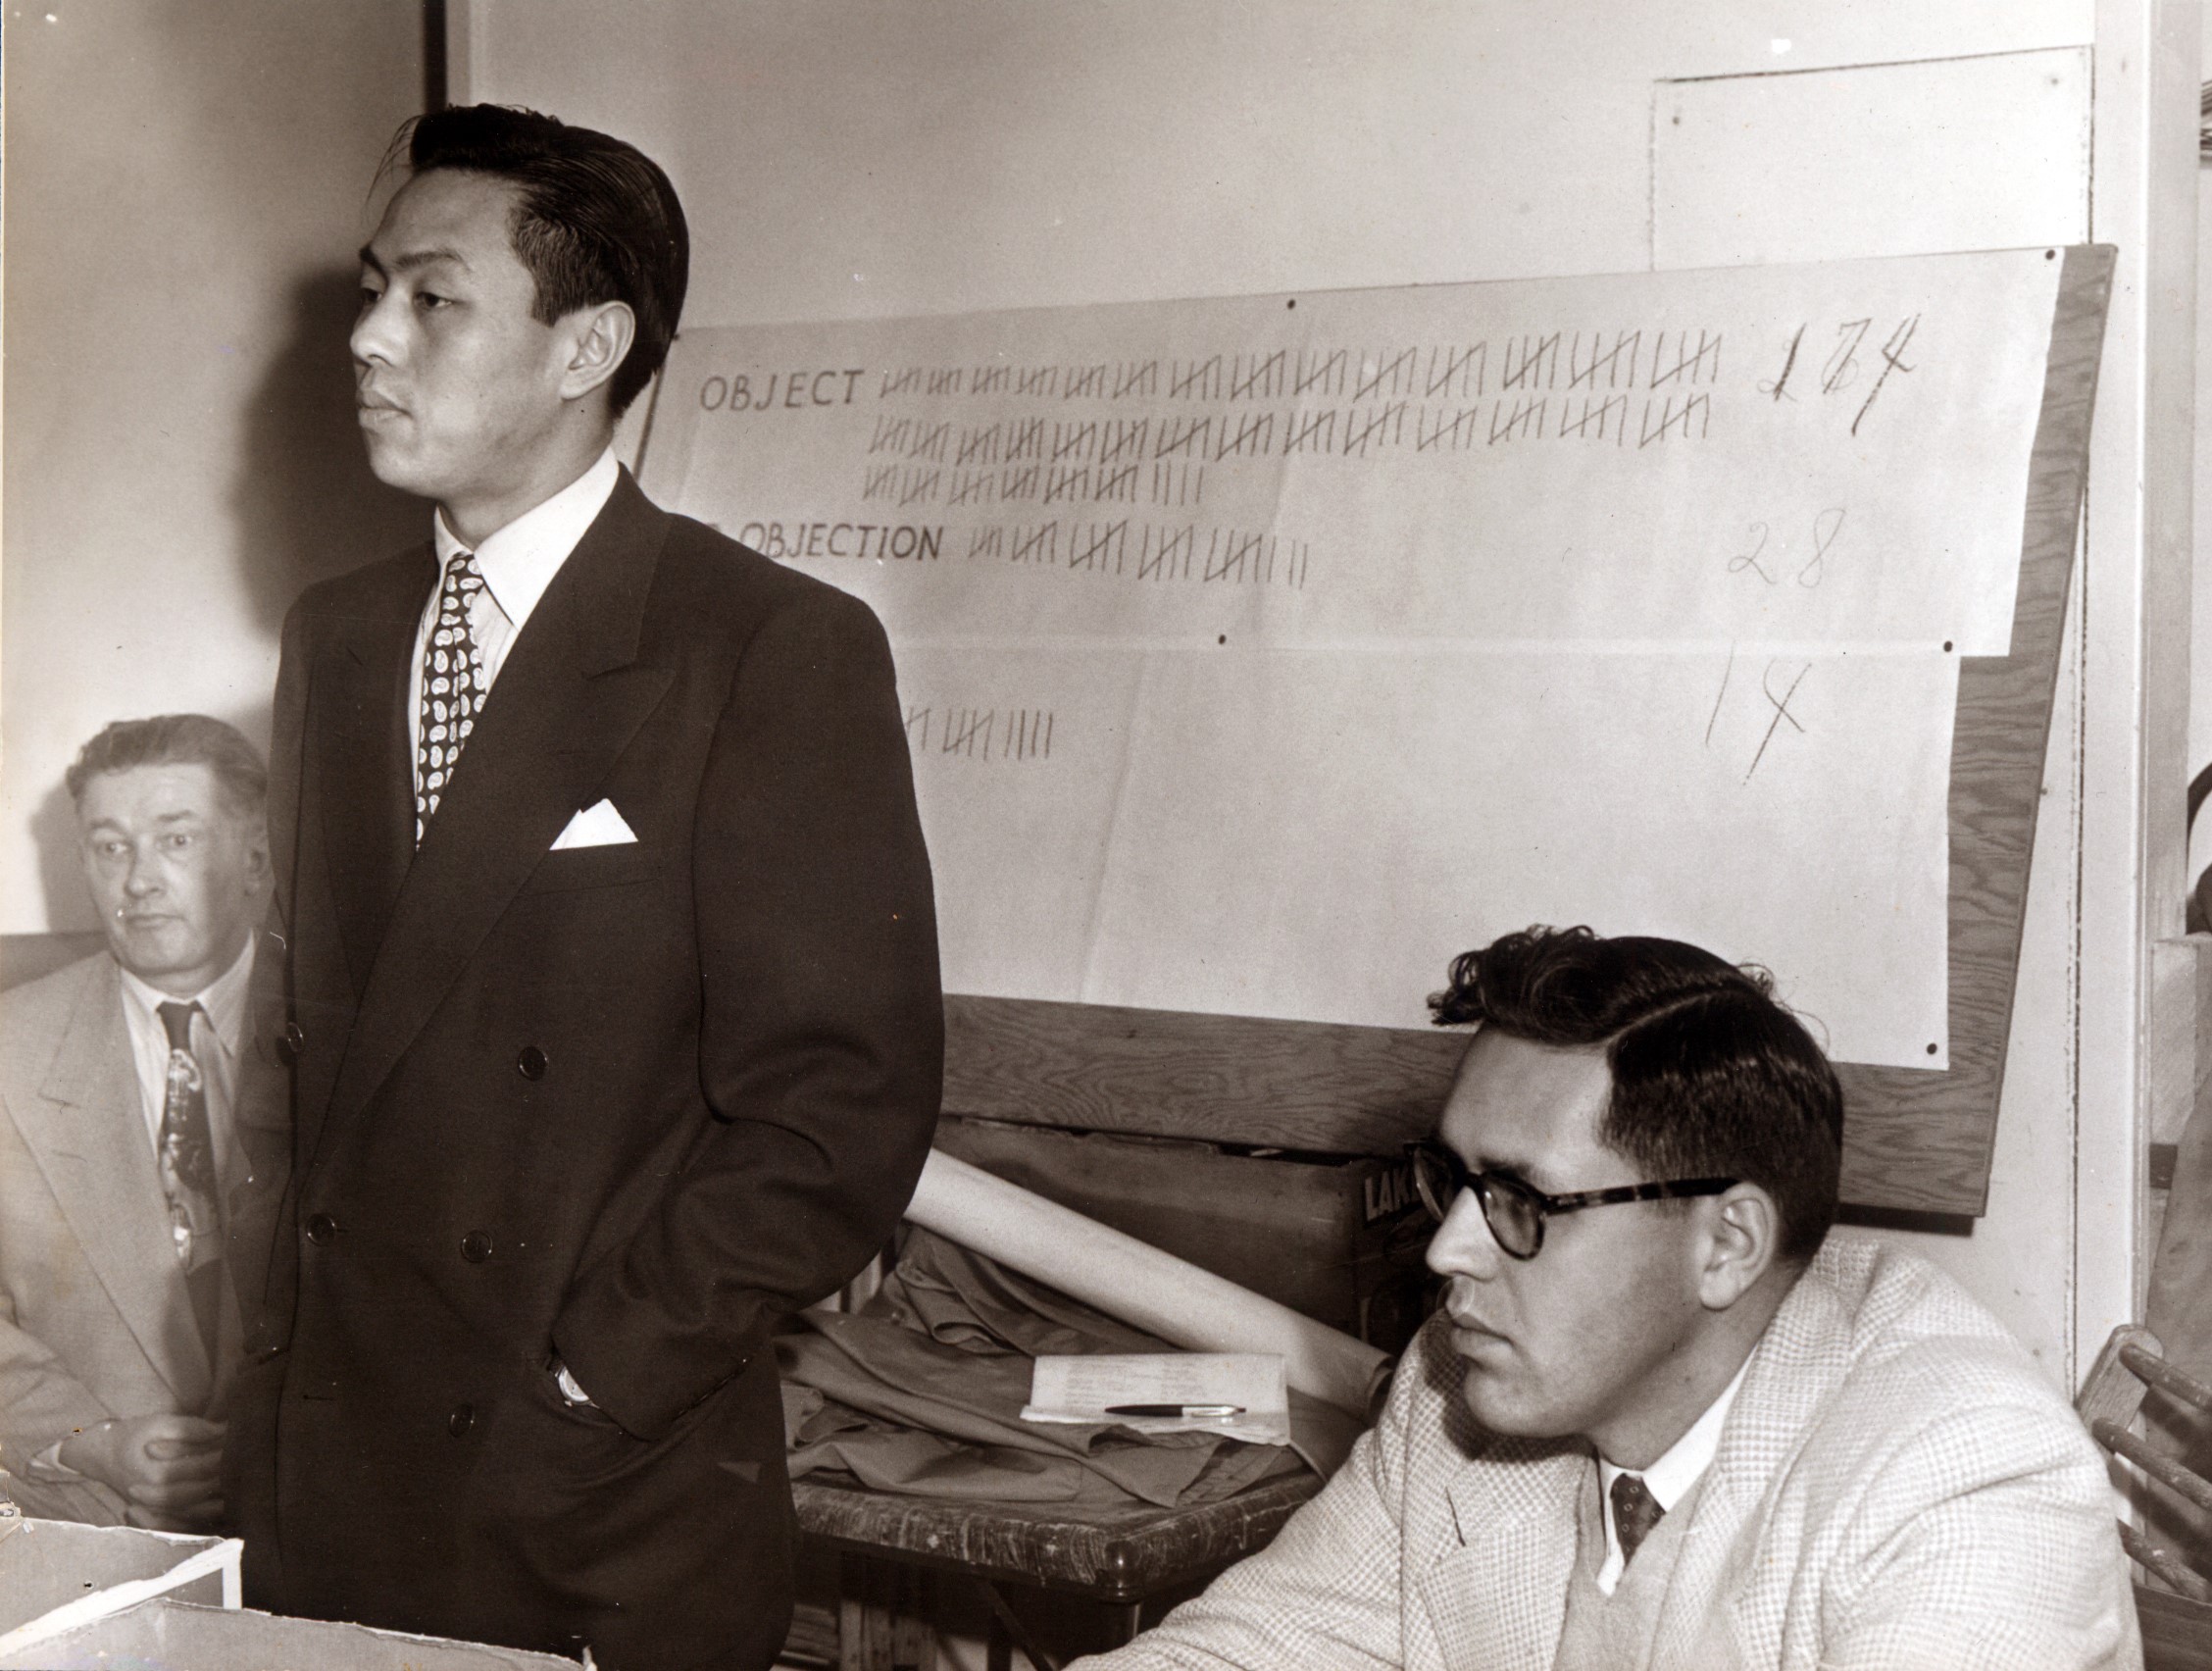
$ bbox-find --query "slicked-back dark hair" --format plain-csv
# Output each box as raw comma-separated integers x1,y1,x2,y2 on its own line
1432,926,1843,1263
67,715,268,828
395,104,688,415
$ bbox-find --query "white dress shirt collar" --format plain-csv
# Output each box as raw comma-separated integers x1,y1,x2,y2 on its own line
116,932,258,1151
431,445,621,629
117,931,258,1061
1593,1351,1752,1593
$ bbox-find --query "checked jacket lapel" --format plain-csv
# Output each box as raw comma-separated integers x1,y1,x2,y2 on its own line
1418,1437,1587,1670
309,474,675,1177
1647,1261,1854,1666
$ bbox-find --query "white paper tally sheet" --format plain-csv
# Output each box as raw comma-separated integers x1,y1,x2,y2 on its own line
645,250,2062,1066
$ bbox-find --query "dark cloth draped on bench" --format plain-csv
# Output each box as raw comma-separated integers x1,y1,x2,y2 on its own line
778,1228,1361,1508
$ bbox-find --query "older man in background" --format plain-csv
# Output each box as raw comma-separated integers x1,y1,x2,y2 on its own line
0,715,288,1529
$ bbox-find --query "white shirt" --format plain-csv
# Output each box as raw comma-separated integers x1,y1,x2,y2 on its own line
1594,1354,1752,1595
117,933,257,1171
408,446,622,794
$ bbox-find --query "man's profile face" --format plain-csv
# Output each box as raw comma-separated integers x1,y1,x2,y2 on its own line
1423,1030,1708,1455
77,763,268,998
352,168,573,515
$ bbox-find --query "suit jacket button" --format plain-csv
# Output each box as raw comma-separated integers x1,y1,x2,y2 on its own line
517,1045,548,1081
306,1213,337,1245
460,1231,492,1264
447,1403,475,1438
276,1021,305,1066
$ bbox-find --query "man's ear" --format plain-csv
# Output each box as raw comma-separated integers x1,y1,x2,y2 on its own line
1695,1184,1780,1311
242,821,272,892
558,300,637,403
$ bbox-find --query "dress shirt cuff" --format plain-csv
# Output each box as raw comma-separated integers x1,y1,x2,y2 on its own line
25,1437,87,1482
554,1360,597,1407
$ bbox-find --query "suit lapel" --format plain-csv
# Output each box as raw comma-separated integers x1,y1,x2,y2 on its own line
225,930,294,1321
318,554,431,999
1421,1440,1586,1670
1652,1260,1854,1660
18,958,212,1409
314,475,675,1169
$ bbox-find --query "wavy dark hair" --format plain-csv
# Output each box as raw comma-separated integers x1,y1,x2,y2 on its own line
392,104,689,415
1432,926,1843,1262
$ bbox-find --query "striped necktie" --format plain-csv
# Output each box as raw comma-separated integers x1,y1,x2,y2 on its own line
417,548,486,842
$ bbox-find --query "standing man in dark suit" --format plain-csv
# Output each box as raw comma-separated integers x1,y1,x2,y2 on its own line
232,106,943,1671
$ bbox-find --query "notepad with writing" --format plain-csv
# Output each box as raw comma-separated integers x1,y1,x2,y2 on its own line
1021,1352,1291,1445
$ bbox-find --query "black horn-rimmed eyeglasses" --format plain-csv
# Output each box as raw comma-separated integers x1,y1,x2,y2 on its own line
1403,1139,1737,1260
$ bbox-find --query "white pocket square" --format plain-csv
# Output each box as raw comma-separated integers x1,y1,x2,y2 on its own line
551,798,638,850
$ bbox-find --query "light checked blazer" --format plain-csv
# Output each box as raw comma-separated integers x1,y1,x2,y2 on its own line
1075,1238,2141,1671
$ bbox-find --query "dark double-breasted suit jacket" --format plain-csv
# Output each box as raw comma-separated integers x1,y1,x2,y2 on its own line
232,471,944,1670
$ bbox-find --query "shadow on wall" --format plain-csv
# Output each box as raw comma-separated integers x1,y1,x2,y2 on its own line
31,780,91,934
230,264,424,639
30,267,423,931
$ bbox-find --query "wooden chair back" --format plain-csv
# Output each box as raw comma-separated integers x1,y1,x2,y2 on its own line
2079,1325,2212,1667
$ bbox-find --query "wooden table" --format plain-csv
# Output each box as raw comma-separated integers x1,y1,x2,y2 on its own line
793,1471,1323,1671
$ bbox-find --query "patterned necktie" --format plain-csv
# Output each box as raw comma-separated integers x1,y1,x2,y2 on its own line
156,1000,225,1358
1610,1471,1666,1566
417,549,486,843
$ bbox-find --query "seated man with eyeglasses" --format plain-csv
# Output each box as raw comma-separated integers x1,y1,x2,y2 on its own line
1072,926,2138,1671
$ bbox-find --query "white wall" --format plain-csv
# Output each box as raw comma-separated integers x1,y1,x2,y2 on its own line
461,0,2195,1390
1,0,427,933
462,0,2099,316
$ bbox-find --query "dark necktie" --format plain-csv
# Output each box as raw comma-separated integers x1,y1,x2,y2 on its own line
156,1000,225,1359
1610,1471,1665,1567
417,549,486,843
